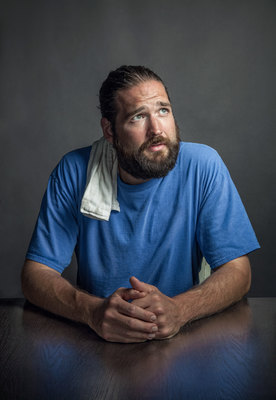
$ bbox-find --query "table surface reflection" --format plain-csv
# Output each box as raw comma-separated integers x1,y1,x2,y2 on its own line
0,297,275,400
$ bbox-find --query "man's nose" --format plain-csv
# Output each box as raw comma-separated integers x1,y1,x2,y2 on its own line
147,115,162,136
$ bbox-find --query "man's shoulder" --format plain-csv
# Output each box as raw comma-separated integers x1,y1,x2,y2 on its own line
175,142,227,181
178,142,221,166
58,145,91,169
61,145,92,166
51,145,91,184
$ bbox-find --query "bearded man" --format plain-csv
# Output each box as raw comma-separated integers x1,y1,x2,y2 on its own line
22,65,259,343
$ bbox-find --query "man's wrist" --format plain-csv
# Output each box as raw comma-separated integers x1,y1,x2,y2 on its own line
74,289,103,328
173,286,202,327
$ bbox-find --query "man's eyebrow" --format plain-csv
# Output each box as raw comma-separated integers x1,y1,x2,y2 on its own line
157,101,172,108
124,102,172,120
125,106,145,120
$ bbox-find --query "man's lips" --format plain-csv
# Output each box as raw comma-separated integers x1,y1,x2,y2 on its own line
147,142,167,152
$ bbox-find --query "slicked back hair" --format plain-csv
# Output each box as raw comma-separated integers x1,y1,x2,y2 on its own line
99,65,170,129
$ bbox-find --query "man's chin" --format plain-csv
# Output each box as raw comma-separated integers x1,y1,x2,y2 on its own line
114,136,180,180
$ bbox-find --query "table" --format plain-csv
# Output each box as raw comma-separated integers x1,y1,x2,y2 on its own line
0,298,275,400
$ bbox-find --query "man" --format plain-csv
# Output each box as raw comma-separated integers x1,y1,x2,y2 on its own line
21,65,259,343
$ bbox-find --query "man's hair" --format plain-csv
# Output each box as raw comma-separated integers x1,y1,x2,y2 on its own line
99,65,170,127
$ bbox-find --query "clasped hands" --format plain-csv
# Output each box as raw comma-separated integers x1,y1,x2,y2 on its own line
91,276,182,343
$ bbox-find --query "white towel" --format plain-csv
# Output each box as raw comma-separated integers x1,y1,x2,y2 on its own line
80,137,120,221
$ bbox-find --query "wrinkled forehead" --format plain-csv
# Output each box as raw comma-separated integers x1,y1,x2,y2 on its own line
115,80,170,113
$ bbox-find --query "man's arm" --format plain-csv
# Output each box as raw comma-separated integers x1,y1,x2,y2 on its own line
21,260,158,343
131,255,251,340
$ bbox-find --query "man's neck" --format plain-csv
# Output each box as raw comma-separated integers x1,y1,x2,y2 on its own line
118,166,151,185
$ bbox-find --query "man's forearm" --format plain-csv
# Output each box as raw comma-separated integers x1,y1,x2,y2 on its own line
21,260,100,326
21,260,159,343
173,255,251,326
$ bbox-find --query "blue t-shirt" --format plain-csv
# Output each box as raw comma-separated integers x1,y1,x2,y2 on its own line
26,142,260,297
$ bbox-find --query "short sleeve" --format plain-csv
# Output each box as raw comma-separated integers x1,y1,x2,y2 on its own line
196,152,260,268
26,163,80,273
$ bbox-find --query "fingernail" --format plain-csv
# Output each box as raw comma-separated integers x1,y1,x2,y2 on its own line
152,326,158,332
151,315,156,321
148,334,155,340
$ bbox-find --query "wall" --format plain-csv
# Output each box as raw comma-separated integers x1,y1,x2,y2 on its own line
1,0,275,297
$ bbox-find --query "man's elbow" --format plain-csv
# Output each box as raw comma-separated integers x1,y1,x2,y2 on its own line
244,258,251,295
215,255,252,297
21,259,60,303
232,255,252,296
21,260,35,302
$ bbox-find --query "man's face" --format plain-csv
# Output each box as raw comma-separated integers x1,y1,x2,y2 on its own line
112,80,180,181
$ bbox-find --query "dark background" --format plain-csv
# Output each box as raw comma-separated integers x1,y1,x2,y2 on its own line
1,0,275,297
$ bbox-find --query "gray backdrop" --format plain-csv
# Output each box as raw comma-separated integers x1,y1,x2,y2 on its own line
1,0,275,297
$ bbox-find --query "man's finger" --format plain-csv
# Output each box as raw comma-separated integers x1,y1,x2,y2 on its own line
99,310,158,342
120,288,146,302
118,313,158,336
103,327,157,343
116,295,157,323
129,276,155,293
132,295,153,309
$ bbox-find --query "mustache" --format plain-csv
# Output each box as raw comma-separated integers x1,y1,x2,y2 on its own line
139,136,170,152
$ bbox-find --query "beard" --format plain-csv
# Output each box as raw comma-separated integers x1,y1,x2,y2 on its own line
113,125,181,180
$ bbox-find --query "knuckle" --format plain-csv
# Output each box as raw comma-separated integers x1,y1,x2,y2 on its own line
127,304,135,315
127,318,135,329
152,293,160,302
109,295,118,307
103,308,113,321
155,306,164,315
160,326,171,338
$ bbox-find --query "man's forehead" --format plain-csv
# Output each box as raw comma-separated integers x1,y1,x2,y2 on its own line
115,80,169,109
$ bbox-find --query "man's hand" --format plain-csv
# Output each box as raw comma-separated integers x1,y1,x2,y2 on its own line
89,286,159,343
22,257,251,344
21,260,158,344
130,277,182,340
130,256,251,341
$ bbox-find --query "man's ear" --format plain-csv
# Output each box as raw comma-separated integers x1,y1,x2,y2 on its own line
101,118,114,144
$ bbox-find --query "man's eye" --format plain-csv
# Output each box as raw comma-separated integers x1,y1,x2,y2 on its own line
132,114,143,121
160,108,169,115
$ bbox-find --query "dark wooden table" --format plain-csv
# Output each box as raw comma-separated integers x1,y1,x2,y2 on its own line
0,298,275,400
